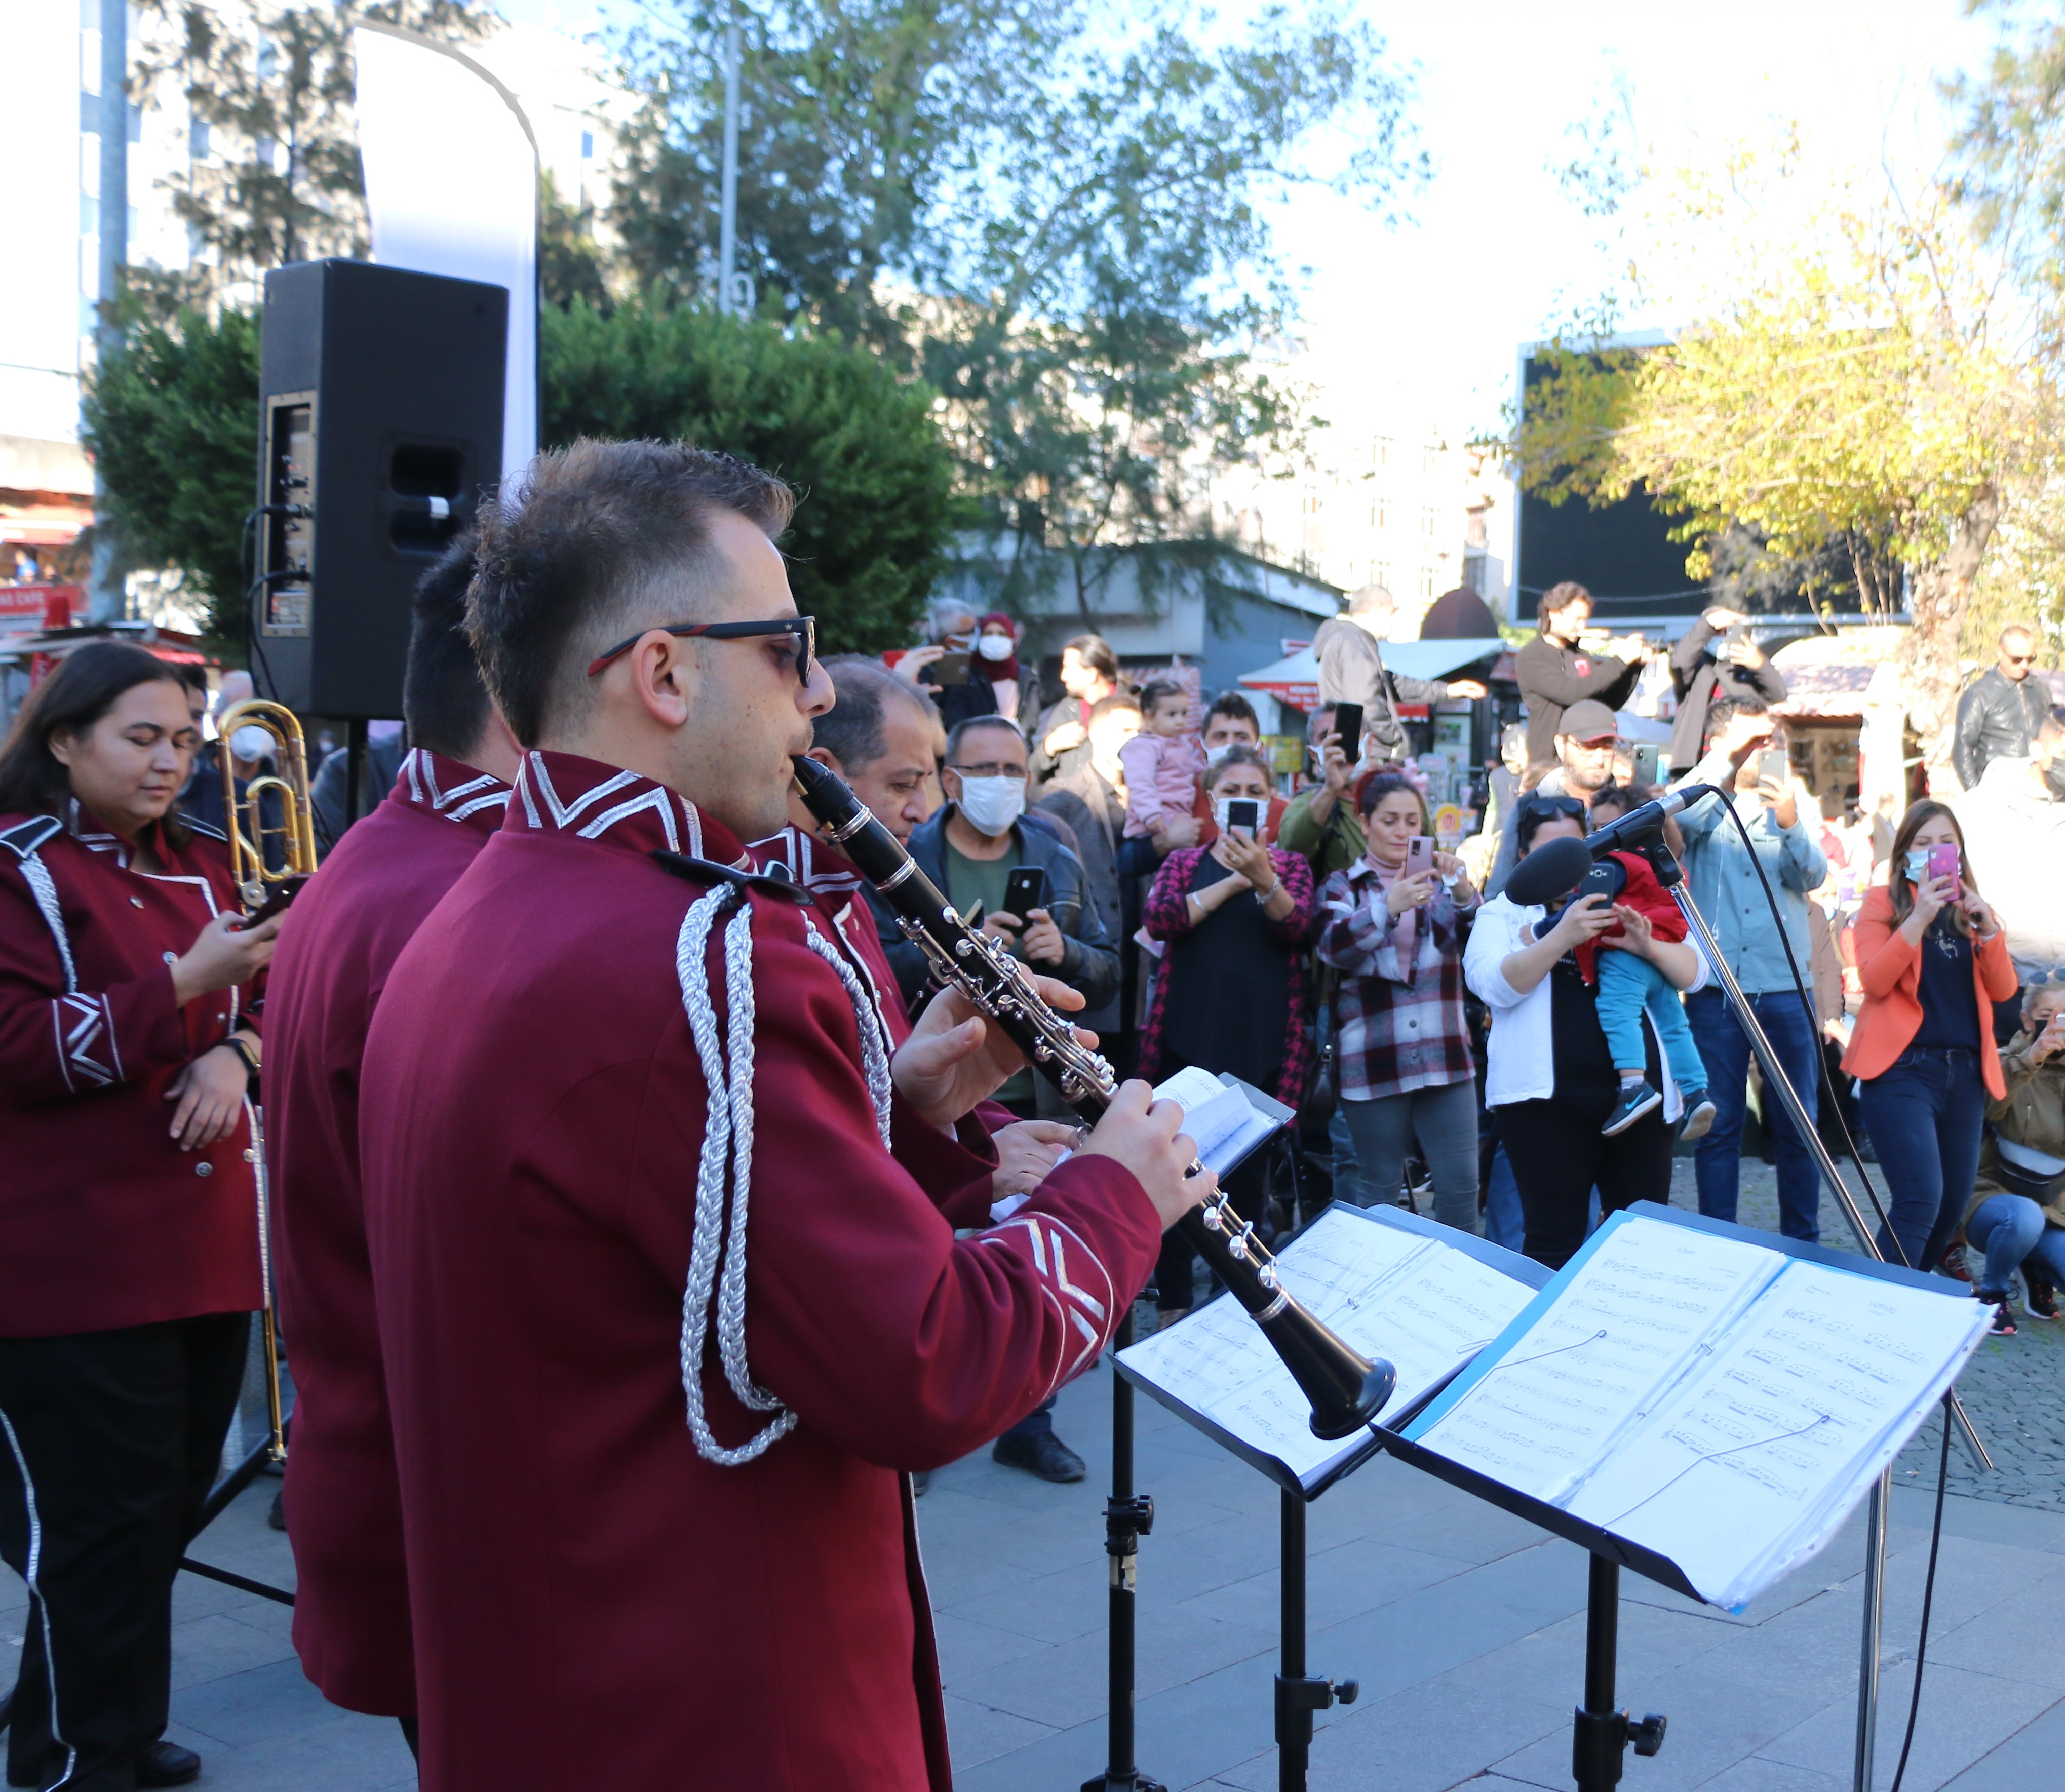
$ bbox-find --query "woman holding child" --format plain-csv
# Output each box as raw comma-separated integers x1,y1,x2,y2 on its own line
1464,792,1707,1268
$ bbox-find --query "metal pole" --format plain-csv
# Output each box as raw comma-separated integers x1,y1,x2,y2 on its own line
1575,1555,1622,1792
1278,1490,1307,1792
1853,1474,1888,1792
1085,1310,1163,1792
718,2,741,316
89,0,130,621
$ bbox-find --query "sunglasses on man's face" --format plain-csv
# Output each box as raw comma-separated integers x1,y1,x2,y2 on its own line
585,615,817,686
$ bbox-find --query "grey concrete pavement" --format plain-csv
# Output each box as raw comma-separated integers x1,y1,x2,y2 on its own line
4,1158,2058,1789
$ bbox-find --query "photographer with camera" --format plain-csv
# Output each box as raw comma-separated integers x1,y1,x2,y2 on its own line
1667,606,1789,773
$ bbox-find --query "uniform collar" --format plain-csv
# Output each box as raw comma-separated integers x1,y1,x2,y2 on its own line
506,749,747,867
393,748,511,835
64,798,181,870
747,823,864,897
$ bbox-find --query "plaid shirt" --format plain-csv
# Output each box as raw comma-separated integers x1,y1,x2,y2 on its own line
1137,846,1318,1107
1315,861,1478,1100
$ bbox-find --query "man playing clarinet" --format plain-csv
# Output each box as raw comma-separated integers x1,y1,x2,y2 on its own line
358,440,1202,1790
263,535,520,1750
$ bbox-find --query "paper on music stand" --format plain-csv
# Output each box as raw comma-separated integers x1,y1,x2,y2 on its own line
1405,1214,1990,1610
1119,1206,1538,1490
1153,1066,1281,1179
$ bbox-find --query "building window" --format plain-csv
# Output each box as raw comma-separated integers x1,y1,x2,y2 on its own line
1374,436,1392,469
581,129,595,160
1463,556,1487,596
1420,505,1437,539
1421,444,1437,473
190,116,210,160
1419,565,1436,598
1374,560,1391,589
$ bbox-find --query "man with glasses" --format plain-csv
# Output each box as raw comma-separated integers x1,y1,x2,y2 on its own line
1955,624,2054,792
903,713,1120,1483
356,440,1201,1789
1486,697,1621,897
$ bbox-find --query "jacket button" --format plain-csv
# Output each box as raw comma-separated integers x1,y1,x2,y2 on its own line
243,1148,257,1162
130,895,145,909
194,1161,214,1177
164,951,177,964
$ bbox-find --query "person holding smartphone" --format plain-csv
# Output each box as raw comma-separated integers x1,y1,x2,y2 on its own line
1843,800,2019,1278
1315,772,1483,1227
1138,747,1318,1321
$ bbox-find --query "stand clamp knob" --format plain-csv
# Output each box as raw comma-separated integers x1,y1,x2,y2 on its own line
1630,1713,1667,1758
1274,1673,1354,1745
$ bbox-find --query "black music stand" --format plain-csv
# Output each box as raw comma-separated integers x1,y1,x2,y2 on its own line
1117,1205,1548,1791
1374,1201,1982,1792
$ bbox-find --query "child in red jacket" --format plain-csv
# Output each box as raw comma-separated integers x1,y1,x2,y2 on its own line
1583,784,1717,1140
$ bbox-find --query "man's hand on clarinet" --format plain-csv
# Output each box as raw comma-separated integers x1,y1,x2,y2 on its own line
991,1120,1077,1199
1078,1080,1211,1231
891,976,1092,1131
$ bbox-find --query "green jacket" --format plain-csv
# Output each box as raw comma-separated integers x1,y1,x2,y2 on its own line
1277,787,1367,884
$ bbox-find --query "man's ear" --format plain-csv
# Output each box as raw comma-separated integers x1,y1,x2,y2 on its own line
630,636,693,728
805,745,841,773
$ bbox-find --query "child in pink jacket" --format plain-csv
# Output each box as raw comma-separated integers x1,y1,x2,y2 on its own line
1119,680,1207,840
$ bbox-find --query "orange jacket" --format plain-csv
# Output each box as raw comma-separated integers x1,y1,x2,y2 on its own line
1840,884,2020,1098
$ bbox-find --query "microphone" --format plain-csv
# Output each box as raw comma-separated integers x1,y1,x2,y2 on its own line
1503,783,1722,907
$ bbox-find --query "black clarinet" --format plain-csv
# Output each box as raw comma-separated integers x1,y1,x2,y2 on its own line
793,755,1393,1440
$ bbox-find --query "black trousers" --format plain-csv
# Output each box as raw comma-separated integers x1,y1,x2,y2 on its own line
0,1314,249,1792
1492,1091,1676,1271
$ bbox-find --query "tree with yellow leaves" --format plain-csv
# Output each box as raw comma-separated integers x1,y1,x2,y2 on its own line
1515,131,2059,783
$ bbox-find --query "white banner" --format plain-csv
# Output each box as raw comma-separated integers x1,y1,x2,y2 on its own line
353,23,538,484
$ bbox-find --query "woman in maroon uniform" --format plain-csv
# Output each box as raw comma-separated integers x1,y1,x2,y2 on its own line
0,644,279,1792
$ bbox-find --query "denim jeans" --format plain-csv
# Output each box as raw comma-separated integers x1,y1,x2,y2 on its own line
1484,1145,1524,1251
1966,1194,2065,1299
1858,1045,1989,1271
1685,987,1822,1241
1595,953,1707,1093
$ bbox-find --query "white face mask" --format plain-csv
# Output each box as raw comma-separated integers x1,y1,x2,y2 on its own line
1204,741,1243,769
227,724,273,763
955,774,1025,837
1904,848,1931,884
977,633,1014,662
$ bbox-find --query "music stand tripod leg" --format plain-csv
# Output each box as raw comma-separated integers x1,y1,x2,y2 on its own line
1573,1554,1666,1792
1854,1472,1888,1792
1086,1306,1164,1792
1274,1489,1357,1792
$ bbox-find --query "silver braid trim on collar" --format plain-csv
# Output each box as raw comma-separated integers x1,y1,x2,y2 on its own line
675,885,797,1467
16,854,77,994
801,918,894,1147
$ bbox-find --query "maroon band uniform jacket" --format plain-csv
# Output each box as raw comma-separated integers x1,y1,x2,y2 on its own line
0,805,261,1338
359,753,1163,1791
265,750,511,1717
751,822,914,1046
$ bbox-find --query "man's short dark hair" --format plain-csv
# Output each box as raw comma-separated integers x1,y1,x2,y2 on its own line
1702,695,1770,748
465,438,796,745
1062,633,1120,684
1086,693,1142,726
943,714,1026,765
404,532,495,762
1204,691,1259,732
812,655,938,773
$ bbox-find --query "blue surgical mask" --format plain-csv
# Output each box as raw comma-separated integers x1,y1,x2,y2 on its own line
1903,848,1930,884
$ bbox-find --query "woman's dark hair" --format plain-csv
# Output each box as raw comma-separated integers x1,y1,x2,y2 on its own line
1514,791,1586,857
1204,744,1271,792
0,642,191,833
1062,633,1120,684
1888,800,1981,938
1537,580,1591,635
1356,770,1431,832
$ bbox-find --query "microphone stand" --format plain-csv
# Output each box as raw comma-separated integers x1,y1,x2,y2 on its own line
1085,1302,1164,1792
1623,827,1989,1792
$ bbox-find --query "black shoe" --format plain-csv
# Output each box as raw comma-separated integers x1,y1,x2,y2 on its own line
135,1741,202,1788
1979,1289,2017,1336
267,1488,287,1532
1602,1081,1663,1136
2027,1268,2060,1321
992,1431,1086,1483
911,1469,931,1497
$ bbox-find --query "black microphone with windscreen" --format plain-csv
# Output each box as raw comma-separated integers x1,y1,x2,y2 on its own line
1503,783,1724,908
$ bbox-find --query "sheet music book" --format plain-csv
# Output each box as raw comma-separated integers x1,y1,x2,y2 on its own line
1151,1066,1289,1179
1117,1204,1545,1495
1401,1211,1990,1611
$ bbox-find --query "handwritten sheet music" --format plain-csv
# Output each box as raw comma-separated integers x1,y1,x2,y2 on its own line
1119,1208,1537,1489
1562,1260,1989,1608
1409,1216,1782,1506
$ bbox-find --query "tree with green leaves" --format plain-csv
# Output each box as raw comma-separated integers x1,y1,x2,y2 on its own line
80,303,260,647
611,0,1422,621
542,299,956,653
134,0,491,301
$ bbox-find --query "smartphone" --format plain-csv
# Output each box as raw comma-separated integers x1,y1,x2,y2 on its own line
1926,842,1961,888
1223,799,1262,839
1002,865,1048,918
231,877,306,930
930,650,971,687
1329,702,1363,757
1405,835,1435,881
1574,858,1627,909
1757,747,1789,790
1630,743,1659,787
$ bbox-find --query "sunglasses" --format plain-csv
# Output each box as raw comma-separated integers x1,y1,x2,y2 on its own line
1520,794,1586,820
2006,653,2038,667
586,615,817,685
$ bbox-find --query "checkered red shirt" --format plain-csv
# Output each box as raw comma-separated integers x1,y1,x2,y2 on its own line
1315,862,1478,1100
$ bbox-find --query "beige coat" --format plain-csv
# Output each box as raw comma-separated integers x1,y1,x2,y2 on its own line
1963,1029,2065,1231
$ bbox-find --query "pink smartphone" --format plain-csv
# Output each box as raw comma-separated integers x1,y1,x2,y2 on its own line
1405,835,1436,880
1926,842,1961,887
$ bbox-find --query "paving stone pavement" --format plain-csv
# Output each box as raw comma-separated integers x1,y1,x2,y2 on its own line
3,1155,2057,1790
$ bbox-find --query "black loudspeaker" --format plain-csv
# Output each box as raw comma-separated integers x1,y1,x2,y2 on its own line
255,259,507,718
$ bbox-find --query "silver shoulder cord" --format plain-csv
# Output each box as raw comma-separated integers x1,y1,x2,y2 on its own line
673,886,892,1466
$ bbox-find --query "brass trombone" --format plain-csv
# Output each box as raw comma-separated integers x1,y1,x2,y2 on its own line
217,696,317,1466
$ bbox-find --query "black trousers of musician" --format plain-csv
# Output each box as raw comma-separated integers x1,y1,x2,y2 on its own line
0,1314,250,1792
